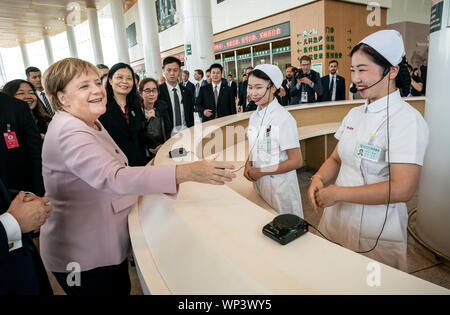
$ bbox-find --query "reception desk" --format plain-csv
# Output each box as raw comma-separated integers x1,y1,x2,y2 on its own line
128,98,448,295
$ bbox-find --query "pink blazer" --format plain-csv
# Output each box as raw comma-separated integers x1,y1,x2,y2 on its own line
40,111,177,272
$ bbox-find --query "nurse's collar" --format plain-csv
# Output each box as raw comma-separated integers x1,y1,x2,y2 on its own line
257,98,279,116
365,89,402,113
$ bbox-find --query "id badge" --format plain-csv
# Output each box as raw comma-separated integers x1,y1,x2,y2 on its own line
301,92,308,103
3,131,20,149
355,143,382,162
258,137,271,152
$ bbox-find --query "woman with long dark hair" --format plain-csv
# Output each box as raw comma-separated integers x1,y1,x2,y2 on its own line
3,79,51,137
99,63,148,166
307,30,429,271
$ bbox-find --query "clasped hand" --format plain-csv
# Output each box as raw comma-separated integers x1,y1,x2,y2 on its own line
7,191,52,234
308,178,339,213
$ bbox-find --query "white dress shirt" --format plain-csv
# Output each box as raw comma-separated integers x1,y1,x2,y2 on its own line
166,82,187,136
0,213,22,251
329,74,337,101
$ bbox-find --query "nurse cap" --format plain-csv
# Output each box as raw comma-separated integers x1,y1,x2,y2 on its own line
253,64,283,89
359,30,406,66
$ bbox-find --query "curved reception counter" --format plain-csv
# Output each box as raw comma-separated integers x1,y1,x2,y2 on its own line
128,97,448,295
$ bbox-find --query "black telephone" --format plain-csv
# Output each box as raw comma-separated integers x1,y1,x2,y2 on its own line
263,214,309,245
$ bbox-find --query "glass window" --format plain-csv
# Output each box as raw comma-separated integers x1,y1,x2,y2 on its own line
155,0,178,32
253,43,270,66
273,51,291,73
272,39,291,72
75,20,95,64
0,46,25,85
236,47,251,80
98,3,118,67
27,40,48,72
52,31,70,63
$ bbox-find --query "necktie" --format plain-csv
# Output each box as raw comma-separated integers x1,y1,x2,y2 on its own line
214,86,219,118
41,92,54,117
329,76,335,101
195,83,200,98
173,88,182,127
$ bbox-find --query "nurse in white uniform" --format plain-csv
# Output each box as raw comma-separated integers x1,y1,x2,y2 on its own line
308,30,429,271
244,64,304,218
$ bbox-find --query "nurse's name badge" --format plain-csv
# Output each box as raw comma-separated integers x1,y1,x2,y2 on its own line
3,131,19,149
355,143,382,162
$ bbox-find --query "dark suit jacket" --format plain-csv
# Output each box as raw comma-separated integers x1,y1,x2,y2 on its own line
227,81,238,99
157,83,195,130
279,78,295,106
197,83,236,123
0,179,52,295
182,81,196,104
99,99,148,166
290,70,323,104
319,74,346,102
0,92,44,196
238,81,249,111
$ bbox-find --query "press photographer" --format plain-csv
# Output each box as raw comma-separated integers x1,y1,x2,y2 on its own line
290,55,323,104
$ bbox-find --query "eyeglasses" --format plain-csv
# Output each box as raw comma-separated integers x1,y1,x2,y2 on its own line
143,88,158,95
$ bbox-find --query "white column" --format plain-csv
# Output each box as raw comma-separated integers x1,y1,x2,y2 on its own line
270,42,273,64
0,52,7,85
19,41,30,69
110,0,130,64
43,34,54,65
416,0,450,258
138,0,162,78
234,50,238,77
87,7,104,65
66,24,78,58
182,0,215,76
250,46,254,67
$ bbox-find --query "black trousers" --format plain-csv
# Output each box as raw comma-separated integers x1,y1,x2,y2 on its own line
53,259,131,296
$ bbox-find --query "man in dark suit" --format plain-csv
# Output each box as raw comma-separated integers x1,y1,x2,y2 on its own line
238,67,254,112
197,64,236,123
181,70,196,104
420,59,427,95
319,60,346,102
290,56,323,104
1,180,53,295
226,74,238,100
26,67,54,118
157,57,195,136
279,66,295,106
0,92,44,197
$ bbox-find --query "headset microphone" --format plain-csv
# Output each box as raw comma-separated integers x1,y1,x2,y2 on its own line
350,68,390,94
252,83,273,103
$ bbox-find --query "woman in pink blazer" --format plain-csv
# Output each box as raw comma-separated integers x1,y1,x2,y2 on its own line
40,58,235,295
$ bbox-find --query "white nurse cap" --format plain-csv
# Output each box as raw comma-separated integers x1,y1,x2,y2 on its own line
359,30,406,66
253,64,283,89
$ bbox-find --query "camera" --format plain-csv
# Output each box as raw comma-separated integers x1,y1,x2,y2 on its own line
292,67,312,81
263,214,309,245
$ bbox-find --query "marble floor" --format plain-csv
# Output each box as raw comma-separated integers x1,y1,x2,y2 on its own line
47,169,450,295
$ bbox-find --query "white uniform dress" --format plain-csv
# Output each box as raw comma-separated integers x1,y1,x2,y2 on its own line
318,90,429,271
247,98,303,218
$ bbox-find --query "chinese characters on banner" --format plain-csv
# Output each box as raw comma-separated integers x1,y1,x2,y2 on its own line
296,26,344,62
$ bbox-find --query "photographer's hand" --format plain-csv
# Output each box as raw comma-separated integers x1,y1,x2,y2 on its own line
300,77,313,87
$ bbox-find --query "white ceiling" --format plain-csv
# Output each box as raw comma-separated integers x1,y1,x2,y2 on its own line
0,0,133,48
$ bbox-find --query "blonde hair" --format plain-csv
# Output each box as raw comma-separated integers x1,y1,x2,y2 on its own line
43,58,99,111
